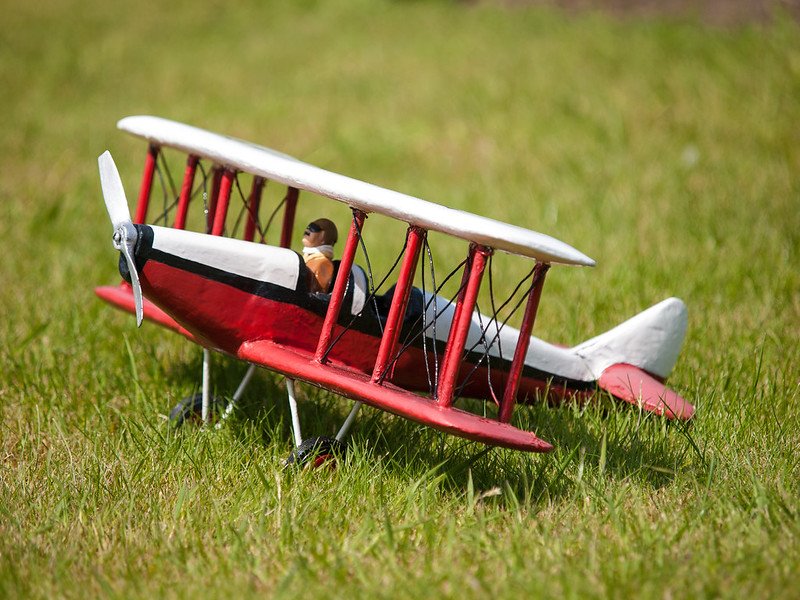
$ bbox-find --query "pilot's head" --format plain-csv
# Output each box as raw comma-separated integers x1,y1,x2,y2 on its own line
302,218,338,248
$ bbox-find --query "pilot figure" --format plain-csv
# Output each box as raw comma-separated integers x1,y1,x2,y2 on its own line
302,218,338,293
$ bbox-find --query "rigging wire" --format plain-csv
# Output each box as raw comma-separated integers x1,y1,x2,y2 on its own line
260,192,286,245
197,160,209,229
424,238,440,394
453,265,539,399
487,253,505,376
228,173,249,238
420,239,432,392
152,151,180,226
378,256,470,388
227,175,280,243
472,300,500,406
319,212,407,361
151,153,213,228
188,161,207,203
355,214,385,336
159,149,178,201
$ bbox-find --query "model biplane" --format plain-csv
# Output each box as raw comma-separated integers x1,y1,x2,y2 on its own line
96,115,693,462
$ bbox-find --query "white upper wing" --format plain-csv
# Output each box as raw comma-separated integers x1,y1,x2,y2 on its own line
118,115,595,266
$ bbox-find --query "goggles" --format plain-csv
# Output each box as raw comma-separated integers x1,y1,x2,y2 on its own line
304,222,322,236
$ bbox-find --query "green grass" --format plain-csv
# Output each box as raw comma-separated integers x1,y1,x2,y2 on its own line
1,0,799,597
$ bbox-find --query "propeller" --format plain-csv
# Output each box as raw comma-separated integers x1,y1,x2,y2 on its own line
98,151,144,327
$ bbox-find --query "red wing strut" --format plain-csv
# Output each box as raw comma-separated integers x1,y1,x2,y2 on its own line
173,155,199,229
133,144,158,224
311,217,555,443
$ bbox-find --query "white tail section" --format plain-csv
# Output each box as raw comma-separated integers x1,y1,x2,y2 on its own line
572,298,688,380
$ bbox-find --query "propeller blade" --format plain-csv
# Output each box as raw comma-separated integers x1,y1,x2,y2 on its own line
98,151,131,230
118,223,144,327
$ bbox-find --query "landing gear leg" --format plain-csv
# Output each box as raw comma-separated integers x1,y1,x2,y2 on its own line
201,348,212,423
216,364,258,428
287,378,303,447
171,354,259,429
170,348,221,427
284,379,346,468
336,401,362,442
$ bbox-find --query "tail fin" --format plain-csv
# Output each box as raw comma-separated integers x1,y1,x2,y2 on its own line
573,298,693,419
573,297,688,380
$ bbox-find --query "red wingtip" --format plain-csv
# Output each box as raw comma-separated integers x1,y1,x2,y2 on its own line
597,363,694,420
95,283,197,341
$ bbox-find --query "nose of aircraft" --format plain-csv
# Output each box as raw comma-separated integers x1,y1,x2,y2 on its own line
117,228,142,284
98,151,144,327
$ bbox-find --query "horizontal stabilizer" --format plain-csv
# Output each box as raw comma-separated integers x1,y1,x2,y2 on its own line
597,363,694,420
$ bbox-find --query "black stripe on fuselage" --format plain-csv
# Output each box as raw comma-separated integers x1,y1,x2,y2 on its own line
133,224,358,321
132,225,594,392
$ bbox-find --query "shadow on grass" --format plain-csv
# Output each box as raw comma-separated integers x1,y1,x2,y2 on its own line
162,354,364,453
162,354,701,507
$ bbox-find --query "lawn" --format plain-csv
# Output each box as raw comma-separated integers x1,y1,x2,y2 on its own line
1,1,798,597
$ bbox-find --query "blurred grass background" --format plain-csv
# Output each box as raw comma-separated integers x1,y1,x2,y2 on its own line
1,0,799,597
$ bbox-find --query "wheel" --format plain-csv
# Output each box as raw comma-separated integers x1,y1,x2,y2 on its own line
168,393,223,427
284,436,344,468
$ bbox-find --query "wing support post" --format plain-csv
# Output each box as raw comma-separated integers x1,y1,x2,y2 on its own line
173,155,199,229
436,243,492,407
243,177,266,242
206,167,222,233
133,143,159,224
279,187,299,248
371,226,426,383
211,169,235,236
315,209,367,363
498,262,549,423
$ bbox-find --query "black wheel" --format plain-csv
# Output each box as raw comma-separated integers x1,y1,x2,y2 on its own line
168,393,224,427
285,436,344,468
